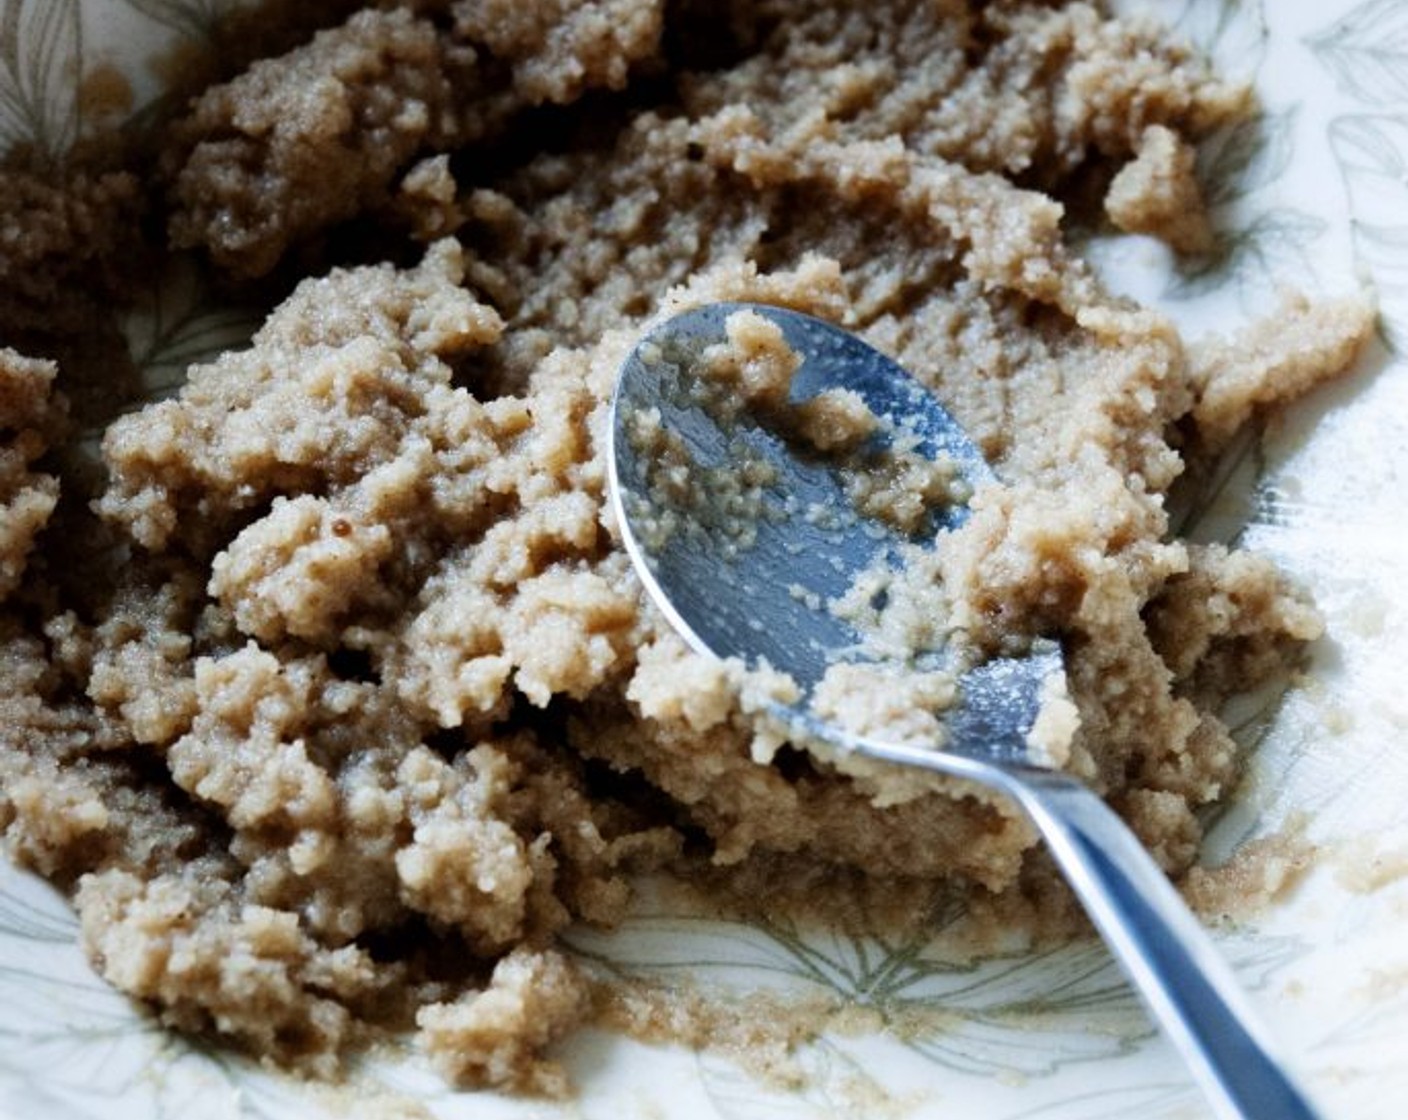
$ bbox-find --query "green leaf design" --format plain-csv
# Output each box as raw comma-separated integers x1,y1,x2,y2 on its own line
1168,0,1269,77
1166,107,1326,304
890,944,1150,1076
122,254,264,409
1314,976,1408,1054
1309,0,1408,106
0,882,79,943
118,0,225,43
1198,109,1296,209
699,1045,879,1120
572,908,1308,1082
567,890,978,996
1170,207,1327,301
0,0,81,158
912,933,1306,1079
1005,1082,1196,1120
0,963,140,1038
1165,424,1264,546
569,914,1145,1076
1329,114,1408,192
1328,114,1408,350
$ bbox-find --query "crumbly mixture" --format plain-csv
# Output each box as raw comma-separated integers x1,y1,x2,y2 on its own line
163,2,663,277
793,388,879,453
622,305,977,753
0,0,1375,1097
0,349,64,601
1105,124,1212,254
623,399,783,557
705,310,968,535
623,307,963,573
0,168,143,336
700,308,803,412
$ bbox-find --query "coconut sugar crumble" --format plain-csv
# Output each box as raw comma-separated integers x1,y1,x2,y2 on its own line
0,0,1376,1098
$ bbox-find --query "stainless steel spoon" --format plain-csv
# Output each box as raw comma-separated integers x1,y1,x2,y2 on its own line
608,301,1322,1120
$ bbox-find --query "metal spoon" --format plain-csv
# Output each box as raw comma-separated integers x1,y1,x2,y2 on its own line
608,301,1322,1120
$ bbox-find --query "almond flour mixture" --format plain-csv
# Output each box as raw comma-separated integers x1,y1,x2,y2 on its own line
0,0,1374,1096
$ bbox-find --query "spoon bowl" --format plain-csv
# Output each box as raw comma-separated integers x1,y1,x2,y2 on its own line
608,301,1322,1120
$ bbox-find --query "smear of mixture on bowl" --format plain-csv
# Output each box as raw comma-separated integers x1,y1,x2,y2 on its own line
0,0,1373,1095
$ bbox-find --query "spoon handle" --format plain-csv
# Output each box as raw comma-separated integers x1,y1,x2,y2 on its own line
1004,768,1322,1120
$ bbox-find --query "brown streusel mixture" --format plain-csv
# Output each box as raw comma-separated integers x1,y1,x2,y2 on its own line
0,0,1374,1096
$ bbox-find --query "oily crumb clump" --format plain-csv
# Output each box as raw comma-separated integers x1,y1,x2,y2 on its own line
676,309,965,538
0,349,64,602
840,449,964,536
2,0,1376,1096
1181,823,1317,921
417,947,588,1094
448,0,664,104
1188,291,1377,450
794,388,879,453
76,867,387,1076
0,167,144,335
164,9,460,278
1106,124,1212,254
811,664,957,748
699,308,802,412
163,2,664,277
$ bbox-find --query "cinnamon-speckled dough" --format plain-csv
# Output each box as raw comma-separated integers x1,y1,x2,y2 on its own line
0,0,1375,1096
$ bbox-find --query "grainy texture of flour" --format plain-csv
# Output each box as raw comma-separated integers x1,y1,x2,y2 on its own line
0,0,1374,1094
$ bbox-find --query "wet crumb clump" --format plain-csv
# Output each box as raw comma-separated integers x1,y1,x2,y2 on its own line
0,0,1376,1096
0,349,65,601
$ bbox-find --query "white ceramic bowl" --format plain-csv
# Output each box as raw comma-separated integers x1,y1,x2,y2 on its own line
3,2,1407,1117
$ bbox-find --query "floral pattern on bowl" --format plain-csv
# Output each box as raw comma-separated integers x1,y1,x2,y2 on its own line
3,1,1408,1117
